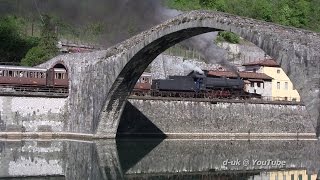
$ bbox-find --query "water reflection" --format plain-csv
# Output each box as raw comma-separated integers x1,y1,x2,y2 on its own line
0,139,319,179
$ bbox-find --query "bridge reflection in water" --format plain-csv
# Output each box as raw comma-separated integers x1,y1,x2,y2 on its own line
0,139,319,179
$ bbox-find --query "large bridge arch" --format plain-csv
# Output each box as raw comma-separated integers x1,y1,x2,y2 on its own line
94,11,320,137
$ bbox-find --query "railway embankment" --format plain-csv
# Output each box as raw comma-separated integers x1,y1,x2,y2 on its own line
118,98,315,138
0,95,316,139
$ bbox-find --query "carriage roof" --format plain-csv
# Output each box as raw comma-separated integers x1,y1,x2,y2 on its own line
0,65,47,72
0,65,66,73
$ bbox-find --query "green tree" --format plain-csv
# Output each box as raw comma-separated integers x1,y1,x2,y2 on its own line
21,15,58,66
251,0,273,22
166,0,320,32
309,0,320,31
165,0,201,11
199,0,227,11
216,31,240,44
0,16,39,63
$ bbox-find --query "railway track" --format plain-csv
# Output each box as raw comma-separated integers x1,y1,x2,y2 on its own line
128,95,304,106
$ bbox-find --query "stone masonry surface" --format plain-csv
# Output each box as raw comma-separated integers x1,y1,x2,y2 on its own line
121,99,314,135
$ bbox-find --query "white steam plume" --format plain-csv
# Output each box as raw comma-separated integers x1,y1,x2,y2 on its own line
157,7,239,75
182,62,204,74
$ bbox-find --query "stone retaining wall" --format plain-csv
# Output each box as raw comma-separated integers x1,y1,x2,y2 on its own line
118,99,315,137
0,96,67,133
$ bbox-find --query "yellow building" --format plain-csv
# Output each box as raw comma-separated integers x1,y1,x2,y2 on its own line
268,169,318,180
243,59,301,102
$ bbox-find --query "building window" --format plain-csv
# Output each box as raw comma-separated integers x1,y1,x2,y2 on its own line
285,82,288,90
283,175,286,180
277,69,281,74
277,82,280,89
257,82,261,87
251,82,254,87
291,174,294,180
298,175,302,180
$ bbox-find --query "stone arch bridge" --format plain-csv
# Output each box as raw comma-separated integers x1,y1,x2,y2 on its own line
42,11,320,138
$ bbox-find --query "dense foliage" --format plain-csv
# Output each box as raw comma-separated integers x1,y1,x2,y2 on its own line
21,15,59,66
167,0,320,31
0,16,39,63
216,31,240,44
167,0,320,43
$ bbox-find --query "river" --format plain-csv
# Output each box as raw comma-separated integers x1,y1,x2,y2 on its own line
0,139,319,179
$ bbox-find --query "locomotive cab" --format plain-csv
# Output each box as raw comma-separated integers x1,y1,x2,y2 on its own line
188,71,206,92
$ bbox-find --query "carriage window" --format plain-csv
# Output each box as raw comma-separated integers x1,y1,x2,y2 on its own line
55,73,63,79
0,70,2,76
19,71,24,77
8,71,13,77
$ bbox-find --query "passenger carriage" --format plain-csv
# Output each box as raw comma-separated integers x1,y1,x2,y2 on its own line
0,65,68,92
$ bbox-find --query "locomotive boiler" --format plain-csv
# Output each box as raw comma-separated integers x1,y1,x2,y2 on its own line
150,71,252,99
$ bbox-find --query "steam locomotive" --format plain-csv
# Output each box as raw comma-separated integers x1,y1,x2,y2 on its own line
133,71,261,99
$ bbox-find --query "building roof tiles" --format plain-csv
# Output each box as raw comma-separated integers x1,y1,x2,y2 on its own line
242,59,280,67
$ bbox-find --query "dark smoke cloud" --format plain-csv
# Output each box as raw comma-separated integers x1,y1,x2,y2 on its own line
0,0,164,46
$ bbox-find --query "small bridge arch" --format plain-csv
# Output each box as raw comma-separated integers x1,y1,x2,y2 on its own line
52,62,68,70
